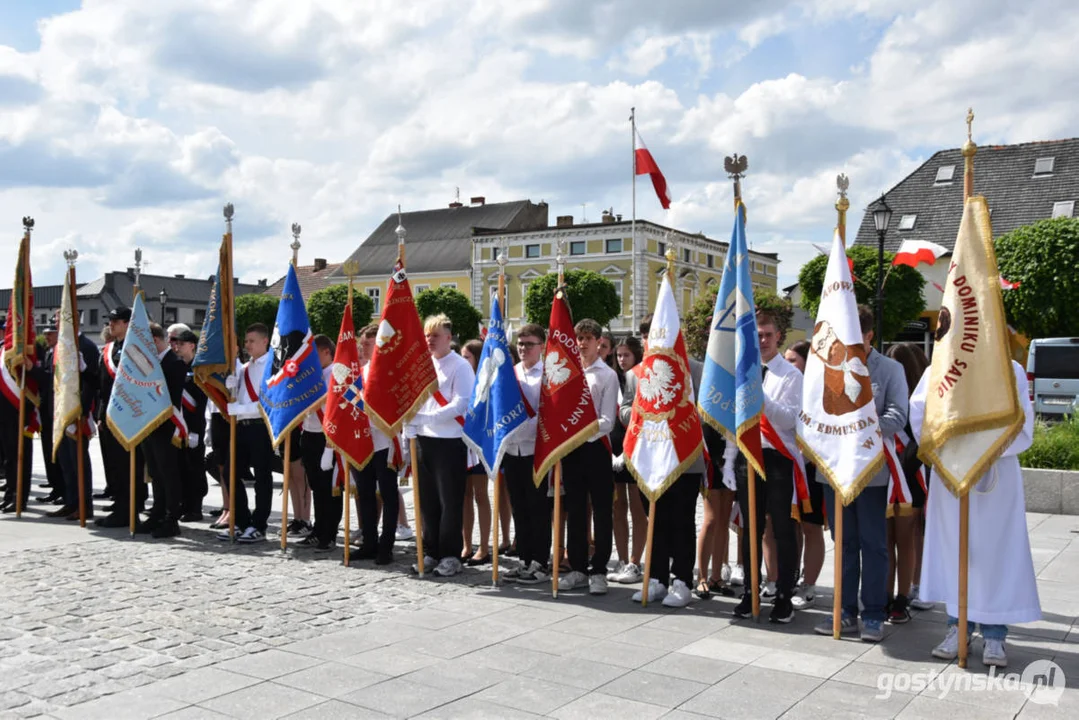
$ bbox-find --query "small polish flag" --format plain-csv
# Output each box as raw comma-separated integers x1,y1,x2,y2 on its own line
635,130,671,210
812,243,857,280
1000,277,1021,290
892,240,948,268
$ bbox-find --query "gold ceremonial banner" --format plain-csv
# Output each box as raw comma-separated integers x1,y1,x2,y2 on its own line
919,196,1023,496
52,275,81,461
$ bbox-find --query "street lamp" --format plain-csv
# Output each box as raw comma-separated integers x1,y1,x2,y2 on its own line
872,194,892,352
158,288,168,325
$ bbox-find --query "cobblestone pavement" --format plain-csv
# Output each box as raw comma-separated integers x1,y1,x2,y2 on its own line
2,439,1079,718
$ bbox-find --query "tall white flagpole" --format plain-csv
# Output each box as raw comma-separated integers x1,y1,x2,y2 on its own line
630,107,637,336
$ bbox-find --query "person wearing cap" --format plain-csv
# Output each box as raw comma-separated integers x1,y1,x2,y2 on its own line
37,323,64,505
170,329,209,522
95,306,148,528
139,323,188,538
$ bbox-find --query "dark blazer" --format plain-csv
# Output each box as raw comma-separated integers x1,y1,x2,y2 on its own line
182,363,208,439
77,333,100,420
97,339,123,421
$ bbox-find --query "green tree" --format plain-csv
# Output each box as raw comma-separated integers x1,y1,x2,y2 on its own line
995,217,1079,339
415,286,483,342
683,287,794,359
797,245,925,341
235,293,279,336
523,270,621,329
307,284,375,339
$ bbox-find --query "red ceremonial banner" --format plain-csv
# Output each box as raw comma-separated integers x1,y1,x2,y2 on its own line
363,261,437,438
323,302,376,472
533,290,599,484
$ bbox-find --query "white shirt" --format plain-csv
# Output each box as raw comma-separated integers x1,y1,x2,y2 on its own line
301,366,333,433
762,353,802,452
405,351,475,439
362,363,391,452
230,353,271,421
210,358,243,415
583,357,619,443
505,359,543,457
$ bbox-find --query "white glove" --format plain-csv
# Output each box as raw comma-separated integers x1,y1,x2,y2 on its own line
722,467,736,491
320,447,334,471
612,454,625,472
225,375,239,392
204,429,213,450
187,433,199,449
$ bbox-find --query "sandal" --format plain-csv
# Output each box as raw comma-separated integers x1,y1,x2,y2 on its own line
695,578,712,599
709,578,736,597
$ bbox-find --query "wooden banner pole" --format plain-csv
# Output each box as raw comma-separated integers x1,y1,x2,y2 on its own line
551,462,562,598
957,108,976,669
128,452,137,536
410,437,425,576
640,501,657,607
491,247,507,586
281,434,291,551
833,501,844,638
747,465,760,621
228,417,237,541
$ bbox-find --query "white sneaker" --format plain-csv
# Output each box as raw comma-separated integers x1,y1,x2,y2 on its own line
982,639,1008,668
910,585,935,610
931,625,971,661
518,561,548,585
791,585,816,610
761,581,777,600
632,578,668,603
606,561,625,582
395,524,414,541
662,579,692,608
729,565,745,587
610,562,642,584
236,526,265,543
558,571,587,591
720,564,732,584
589,575,608,595
502,565,522,581
433,556,462,577
410,555,437,574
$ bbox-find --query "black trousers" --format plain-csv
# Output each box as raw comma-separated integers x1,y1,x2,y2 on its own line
353,448,399,550
0,401,32,506
563,441,613,576
143,430,183,523
300,431,341,545
503,453,550,569
58,434,93,515
648,473,701,588
231,419,275,532
100,422,146,510
736,449,798,599
182,443,207,514
39,416,63,492
415,435,467,562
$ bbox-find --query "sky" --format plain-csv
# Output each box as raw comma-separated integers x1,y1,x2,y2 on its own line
1,0,1076,292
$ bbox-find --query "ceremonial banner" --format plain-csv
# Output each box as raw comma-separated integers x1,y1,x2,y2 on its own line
105,294,172,450
52,274,82,460
463,294,529,476
797,230,884,504
1,232,39,416
533,290,598,483
259,264,326,447
919,197,1023,496
323,302,375,472
193,234,236,415
363,261,437,437
624,274,703,501
699,203,764,476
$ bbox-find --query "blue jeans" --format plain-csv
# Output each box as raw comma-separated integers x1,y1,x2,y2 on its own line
823,484,888,623
947,616,1007,640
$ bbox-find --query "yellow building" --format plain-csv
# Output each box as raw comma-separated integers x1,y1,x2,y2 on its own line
331,198,779,332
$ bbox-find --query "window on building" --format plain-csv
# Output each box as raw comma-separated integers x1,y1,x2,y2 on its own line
657,241,666,257
195,309,206,326
934,165,955,184
682,248,691,263
526,244,540,258
751,261,763,273
605,238,622,253
570,241,586,256
898,214,917,231
89,309,98,326
491,247,501,261
441,282,457,290
414,284,430,294
1052,200,1075,218
706,254,714,268
1034,157,1055,176
367,288,381,314
612,279,623,306
521,282,529,303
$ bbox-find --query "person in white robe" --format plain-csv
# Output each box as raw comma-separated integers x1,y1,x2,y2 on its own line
909,360,1040,668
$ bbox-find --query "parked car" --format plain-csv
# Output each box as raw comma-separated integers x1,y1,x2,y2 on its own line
1026,337,1079,418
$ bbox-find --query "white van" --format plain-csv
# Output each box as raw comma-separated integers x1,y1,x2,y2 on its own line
1026,338,1079,417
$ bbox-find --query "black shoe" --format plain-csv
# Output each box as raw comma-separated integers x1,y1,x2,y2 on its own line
151,521,181,539
354,543,378,560
93,491,112,500
376,547,394,565
95,512,128,528
137,516,162,535
37,492,63,503
732,595,754,619
104,503,118,513
180,512,204,523
46,505,77,518
770,597,794,624
888,594,912,624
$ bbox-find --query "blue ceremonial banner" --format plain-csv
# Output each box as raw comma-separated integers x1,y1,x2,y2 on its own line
106,294,173,451
259,264,326,448
193,251,236,415
699,202,765,477
462,293,529,476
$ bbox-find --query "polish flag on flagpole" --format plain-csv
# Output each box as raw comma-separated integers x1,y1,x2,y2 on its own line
634,130,671,210
892,240,948,268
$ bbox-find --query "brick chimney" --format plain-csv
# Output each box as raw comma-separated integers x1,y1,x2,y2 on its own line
313,258,327,271
556,215,574,227
470,196,485,206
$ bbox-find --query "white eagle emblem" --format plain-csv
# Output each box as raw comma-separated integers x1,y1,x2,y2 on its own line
375,319,395,349
473,348,505,407
544,350,571,388
638,358,681,409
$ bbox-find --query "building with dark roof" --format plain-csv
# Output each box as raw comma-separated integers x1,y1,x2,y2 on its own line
0,284,69,331
262,258,343,298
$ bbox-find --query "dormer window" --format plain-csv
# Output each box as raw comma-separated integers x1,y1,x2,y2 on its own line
1052,201,1075,218
1034,157,1055,176
898,215,917,231
934,165,955,184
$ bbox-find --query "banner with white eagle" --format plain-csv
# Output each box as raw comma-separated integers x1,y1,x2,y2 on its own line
623,274,703,502
796,230,884,505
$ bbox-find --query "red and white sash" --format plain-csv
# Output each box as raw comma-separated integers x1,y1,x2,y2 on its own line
170,407,189,448
181,389,196,413
432,389,465,427
242,362,259,402
760,415,811,515
102,342,118,379
883,431,920,517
